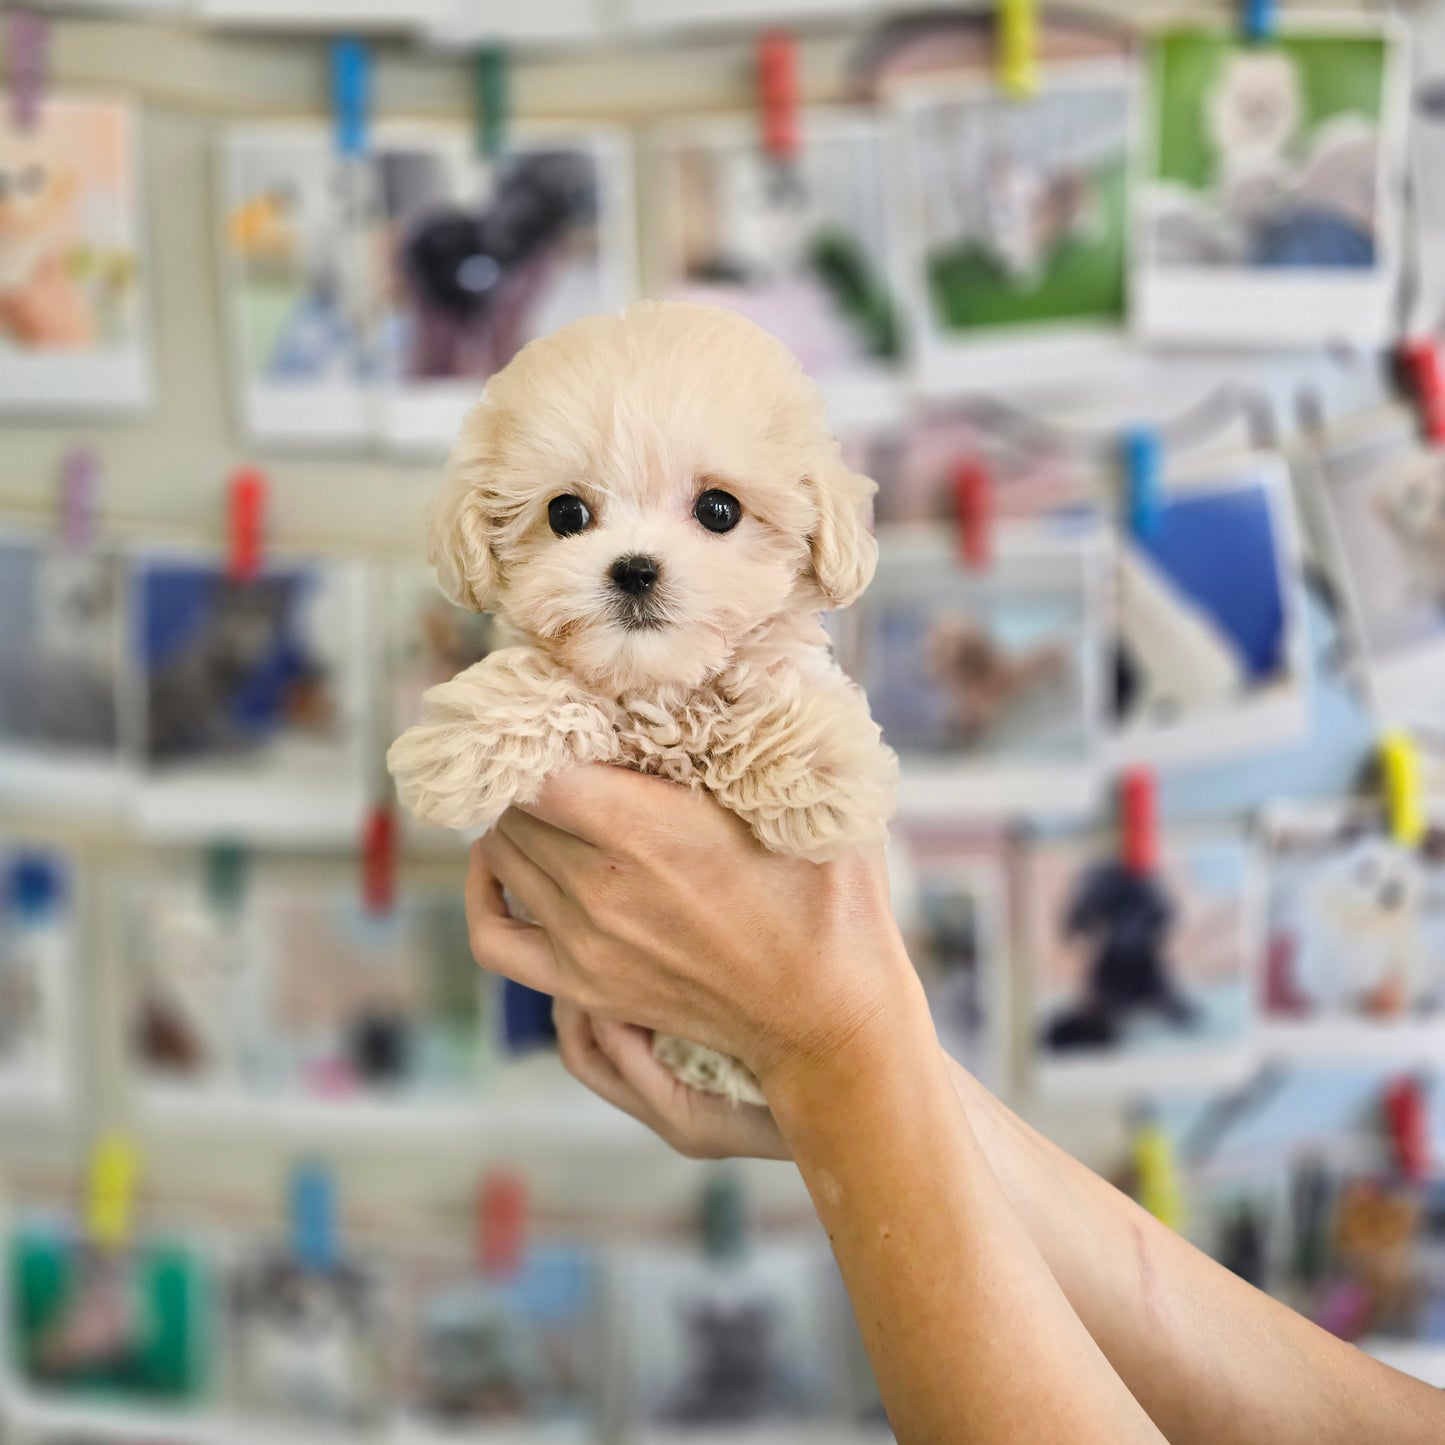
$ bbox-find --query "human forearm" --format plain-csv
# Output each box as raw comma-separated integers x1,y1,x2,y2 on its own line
946,1058,1445,1445
765,975,1165,1445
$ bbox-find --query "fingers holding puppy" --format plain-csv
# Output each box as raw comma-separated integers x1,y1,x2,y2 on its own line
464,839,562,995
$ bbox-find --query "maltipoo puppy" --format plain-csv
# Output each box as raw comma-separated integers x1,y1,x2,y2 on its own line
387,301,898,1104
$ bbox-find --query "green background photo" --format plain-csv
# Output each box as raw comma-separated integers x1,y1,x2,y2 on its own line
1152,32,1387,191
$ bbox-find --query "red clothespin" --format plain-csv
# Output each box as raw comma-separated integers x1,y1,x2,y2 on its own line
756,30,801,164
361,805,396,916
1121,768,1159,876
8,9,50,133
1383,1076,1430,1183
1397,340,1445,446
953,457,992,569
227,467,267,581
478,1168,527,1280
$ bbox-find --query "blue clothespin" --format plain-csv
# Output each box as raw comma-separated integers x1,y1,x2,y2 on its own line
290,1158,337,1274
1122,426,1163,542
1242,0,1277,43
330,38,372,159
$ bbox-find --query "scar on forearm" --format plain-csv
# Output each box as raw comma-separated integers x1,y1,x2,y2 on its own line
1132,1219,1164,1333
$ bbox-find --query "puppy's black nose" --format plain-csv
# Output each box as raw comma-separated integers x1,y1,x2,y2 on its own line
610,554,661,597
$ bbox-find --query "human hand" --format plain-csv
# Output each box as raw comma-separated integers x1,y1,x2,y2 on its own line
553,1000,789,1161
467,765,918,1094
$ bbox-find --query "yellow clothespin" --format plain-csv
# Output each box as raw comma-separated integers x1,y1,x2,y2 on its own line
1131,1116,1182,1231
1382,730,1426,848
86,1133,139,1252
998,0,1038,99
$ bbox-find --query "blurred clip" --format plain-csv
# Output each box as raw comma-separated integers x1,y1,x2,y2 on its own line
478,1168,528,1279
1381,730,1426,849
227,466,267,582
1396,339,1445,446
702,1171,747,1264
330,36,372,159
1131,1113,1183,1231
362,804,397,916
1383,1076,1430,1183
86,1133,139,1254
204,841,248,918
7,9,50,133
474,43,509,161
953,457,993,570
756,30,801,164
59,447,98,552
1241,0,1278,44
1121,767,1159,877
997,0,1038,100
1122,425,1163,542
290,1158,337,1274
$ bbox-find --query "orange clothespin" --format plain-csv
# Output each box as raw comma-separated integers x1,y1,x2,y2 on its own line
227,467,268,581
1121,768,1159,877
953,457,992,569
1383,1076,1430,1183
478,1168,528,1280
362,805,396,916
756,30,801,164
1398,341,1445,446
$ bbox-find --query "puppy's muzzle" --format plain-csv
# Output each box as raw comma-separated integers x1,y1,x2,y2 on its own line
610,554,660,597
608,553,667,631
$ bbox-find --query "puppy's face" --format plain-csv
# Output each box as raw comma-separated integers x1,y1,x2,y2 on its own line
429,302,877,695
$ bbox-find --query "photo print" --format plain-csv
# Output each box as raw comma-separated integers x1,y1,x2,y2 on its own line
1138,22,1407,344
375,124,634,452
1260,806,1445,1059
852,526,1108,818
1028,828,1258,1093
0,841,76,1110
889,827,1010,1091
0,97,150,410
221,126,380,446
0,533,127,812
644,109,904,430
128,548,373,844
1110,454,1309,769
892,61,1134,393
393,1243,598,1437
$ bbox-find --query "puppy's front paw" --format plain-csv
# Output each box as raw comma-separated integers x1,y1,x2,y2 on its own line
386,720,520,832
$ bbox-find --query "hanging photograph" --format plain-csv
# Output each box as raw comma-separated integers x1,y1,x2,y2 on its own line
644,109,905,431
375,124,635,453
127,547,373,845
0,97,150,411
1110,453,1310,769
1138,21,1407,345
219,126,380,446
1259,806,1445,1061
0,532,128,813
851,525,1109,818
1027,828,1258,1093
892,60,1134,394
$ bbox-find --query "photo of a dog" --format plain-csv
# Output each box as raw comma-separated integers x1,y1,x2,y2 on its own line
387,301,898,1105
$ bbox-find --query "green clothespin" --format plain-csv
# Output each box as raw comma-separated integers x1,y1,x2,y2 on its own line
702,1172,747,1265
205,841,247,920
474,44,509,161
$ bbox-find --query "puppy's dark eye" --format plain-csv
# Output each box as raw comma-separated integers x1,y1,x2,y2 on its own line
548,494,592,537
694,488,742,534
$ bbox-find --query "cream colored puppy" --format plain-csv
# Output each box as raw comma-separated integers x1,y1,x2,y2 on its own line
388,301,898,1104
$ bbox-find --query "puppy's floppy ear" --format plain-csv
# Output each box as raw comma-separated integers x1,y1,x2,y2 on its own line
428,407,497,612
804,447,879,609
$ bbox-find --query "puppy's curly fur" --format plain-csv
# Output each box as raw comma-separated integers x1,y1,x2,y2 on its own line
387,301,898,1105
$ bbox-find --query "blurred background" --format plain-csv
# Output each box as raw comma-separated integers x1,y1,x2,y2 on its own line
2,0,1445,1439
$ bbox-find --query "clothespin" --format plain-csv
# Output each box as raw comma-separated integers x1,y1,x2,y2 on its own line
204,840,248,919
330,37,372,160
474,44,509,161
1396,340,1445,446
701,1173,746,1265
59,447,97,552
362,805,396,916
756,30,801,166
5,851,64,923
953,457,992,570
1121,768,1159,877
86,1134,139,1254
1383,1076,1430,1183
1130,1111,1183,1231
997,0,1038,100
7,9,50,133
1381,730,1425,849
1122,426,1163,542
1241,0,1278,44
227,467,267,582
477,1168,528,1280
290,1158,338,1274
